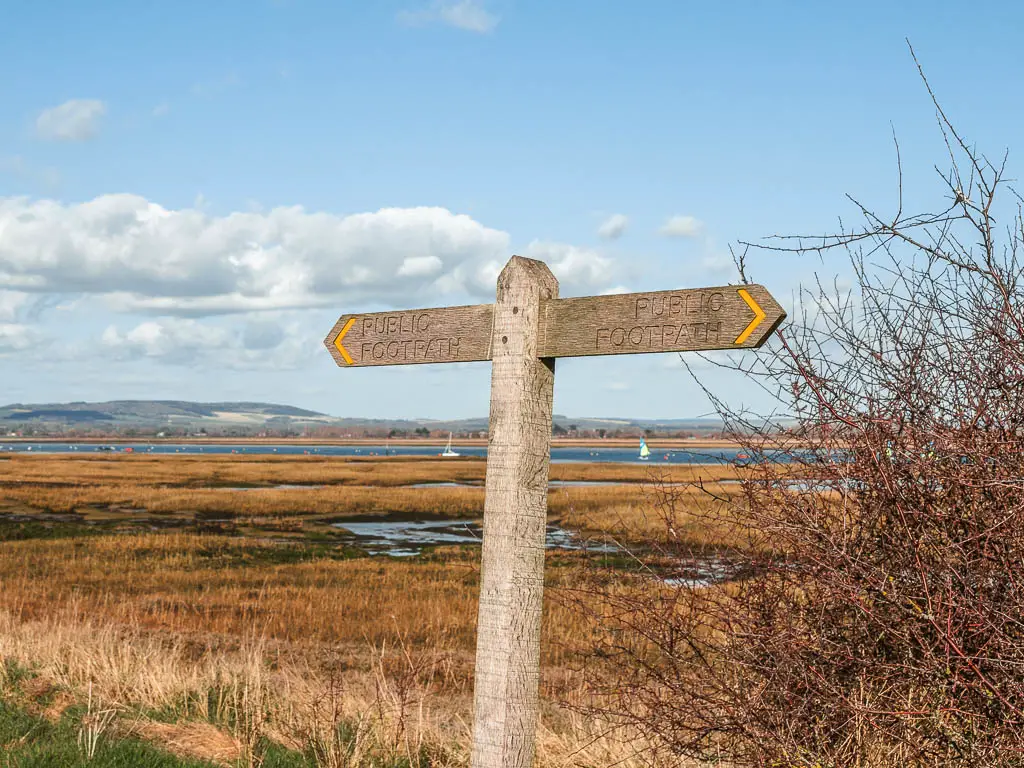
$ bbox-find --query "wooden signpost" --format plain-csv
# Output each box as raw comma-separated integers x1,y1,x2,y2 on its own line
324,255,785,768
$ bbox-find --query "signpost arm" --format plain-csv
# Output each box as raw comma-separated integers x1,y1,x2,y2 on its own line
471,256,558,768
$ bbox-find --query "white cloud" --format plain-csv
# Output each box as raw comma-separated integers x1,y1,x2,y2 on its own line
597,213,628,241
152,102,170,117
397,255,443,277
35,99,106,141
659,214,704,238
0,196,627,371
0,324,43,353
398,0,499,33
102,319,230,360
100,316,314,369
0,195,541,315
438,0,498,32
521,241,615,294
0,291,30,322
600,285,631,295
0,290,61,325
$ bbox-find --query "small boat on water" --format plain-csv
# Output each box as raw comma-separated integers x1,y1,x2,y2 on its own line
442,432,460,457
638,437,650,461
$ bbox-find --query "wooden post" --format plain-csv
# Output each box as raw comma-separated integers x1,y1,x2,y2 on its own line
470,256,558,768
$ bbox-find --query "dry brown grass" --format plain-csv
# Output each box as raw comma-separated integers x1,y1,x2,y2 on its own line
0,608,666,767
0,452,739,487
0,532,614,679
1,480,486,518
0,480,743,542
0,454,747,549
124,720,242,766
0,454,743,765
0,534,672,766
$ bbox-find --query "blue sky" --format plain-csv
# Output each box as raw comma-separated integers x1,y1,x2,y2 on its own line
1,1,1021,419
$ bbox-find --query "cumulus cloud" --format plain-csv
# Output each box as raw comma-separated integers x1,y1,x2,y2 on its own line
521,241,615,293
35,99,106,141
0,323,43,353
102,319,231,363
0,290,59,325
0,196,625,368
101,316,314,369
398,0,499,33
0,290,30,322
0,195,546,315
597,214,629,241
659,214,704,238
397,255,443,277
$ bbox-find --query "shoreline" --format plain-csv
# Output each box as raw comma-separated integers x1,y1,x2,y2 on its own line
0,436,744,450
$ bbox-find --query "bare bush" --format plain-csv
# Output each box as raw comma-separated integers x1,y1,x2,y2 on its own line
573,51,1024,768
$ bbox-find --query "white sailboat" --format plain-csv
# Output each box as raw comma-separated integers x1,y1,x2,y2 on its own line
638,437,651,461
442,432,460,457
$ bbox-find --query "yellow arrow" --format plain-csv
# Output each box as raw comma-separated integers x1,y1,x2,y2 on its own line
734,288,767,345
333,318,356,364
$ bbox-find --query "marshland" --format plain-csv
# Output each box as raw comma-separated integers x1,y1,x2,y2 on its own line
0,451,748,766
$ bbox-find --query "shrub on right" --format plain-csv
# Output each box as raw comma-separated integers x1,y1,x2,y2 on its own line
574,66,1024,768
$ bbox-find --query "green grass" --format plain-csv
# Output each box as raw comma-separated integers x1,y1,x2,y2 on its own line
0,697,450,767
0,700,221,768
2,658,34,688
0,697,323,767
0,669,445,768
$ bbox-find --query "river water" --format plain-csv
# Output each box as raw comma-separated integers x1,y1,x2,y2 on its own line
0,442,770,465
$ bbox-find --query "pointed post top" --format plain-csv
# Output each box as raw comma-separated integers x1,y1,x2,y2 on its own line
497,255,558,301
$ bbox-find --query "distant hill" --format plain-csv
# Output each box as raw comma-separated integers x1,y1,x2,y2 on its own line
0,400,725,437
0,400,331,435
1,400,324,420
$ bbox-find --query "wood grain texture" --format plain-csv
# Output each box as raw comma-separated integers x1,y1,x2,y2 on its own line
539,283,786,359
323,304,494,367
470,256,558,768
323,285,785,368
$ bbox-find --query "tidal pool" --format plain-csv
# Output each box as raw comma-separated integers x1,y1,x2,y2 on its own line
215,484,326,491
406,480,657,489
331,518,621,557
330,517,739,587
662,558,742,587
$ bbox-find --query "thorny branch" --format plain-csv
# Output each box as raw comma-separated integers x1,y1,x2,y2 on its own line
565,50,1024,768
